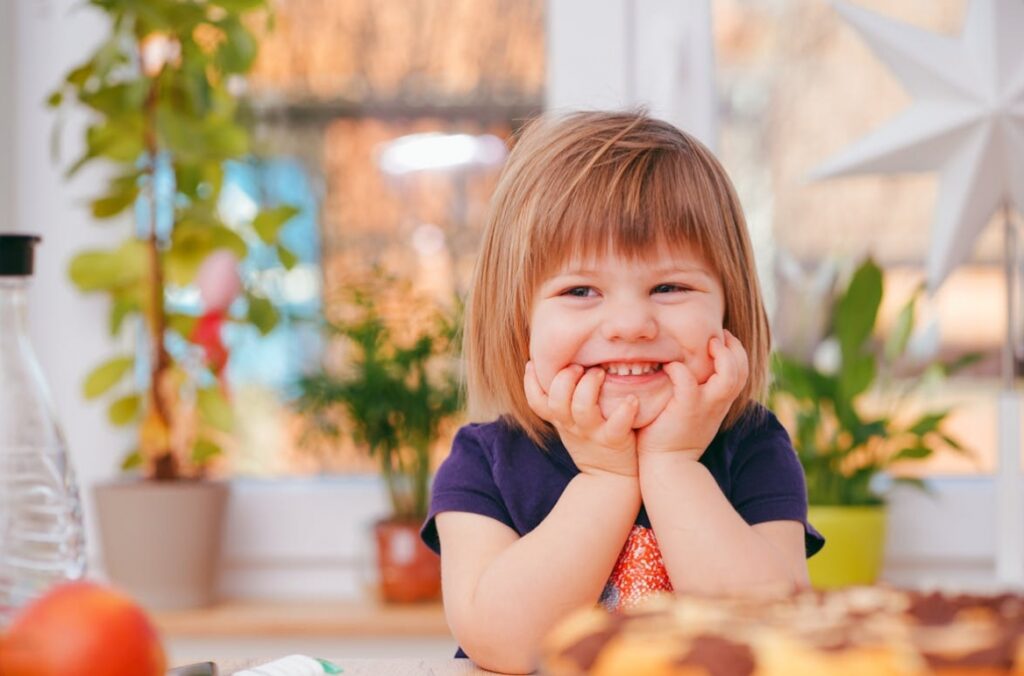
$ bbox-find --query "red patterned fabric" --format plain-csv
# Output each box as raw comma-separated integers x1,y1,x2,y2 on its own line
599,524,673,611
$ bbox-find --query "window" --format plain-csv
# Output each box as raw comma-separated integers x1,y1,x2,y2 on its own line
218,0,545,475
714,0,999,474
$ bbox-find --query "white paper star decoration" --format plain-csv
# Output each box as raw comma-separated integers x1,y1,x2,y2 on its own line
811,0,1024,292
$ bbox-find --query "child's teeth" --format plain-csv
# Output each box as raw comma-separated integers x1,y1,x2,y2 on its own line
603,362,661,375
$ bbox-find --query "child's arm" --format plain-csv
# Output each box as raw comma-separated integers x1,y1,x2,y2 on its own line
639,453,809,595
433,362,641,673
636,331,809,594
436,471,640,674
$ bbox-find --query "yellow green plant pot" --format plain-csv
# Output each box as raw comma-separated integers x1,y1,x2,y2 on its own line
807,505,886,589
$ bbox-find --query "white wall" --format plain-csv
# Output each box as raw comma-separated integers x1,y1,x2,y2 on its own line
546,0,718,148
12,0,134,567
1,0,14,226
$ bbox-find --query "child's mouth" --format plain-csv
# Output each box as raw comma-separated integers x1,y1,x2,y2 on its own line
599,362,666,385
601,361,663,376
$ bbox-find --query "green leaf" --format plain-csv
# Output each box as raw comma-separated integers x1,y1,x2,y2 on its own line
835,258,883,358
79,82,150,117
84,117,145,163
215,0,266,11
253,205,300,244
838,352,875,400
69,240,147,292
216,18,258,74
175,164,205,199
47,90,63,108
893,446,932,462
70,251,122,291
277,244,298,270
107,277,145,336
203,121,249,158
83,356,134,399
120,450,143,471
109,293,139,335
939,432,972,456
771,354,827,401
167,313,198,338
209,225,248,259
908,410,948,436
942,351,985,376
165,223,245,286
65,61,94,87
247,294,278,335
192,438,223,465
108,394,141,426
91,187,139,219
884,294,916,362
197,387,235,432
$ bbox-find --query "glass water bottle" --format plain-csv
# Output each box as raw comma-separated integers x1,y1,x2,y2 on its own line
0,234,86,624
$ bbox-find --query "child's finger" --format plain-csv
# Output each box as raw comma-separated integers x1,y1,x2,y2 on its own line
702,338,735,404
601,393,639,441
704,334,747,404
547,364,585,422
571,367,606,429
723,330,750,395
663,361,698,400
523,362,554,420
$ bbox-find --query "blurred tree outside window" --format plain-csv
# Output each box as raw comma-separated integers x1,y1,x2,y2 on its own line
713,0,1000,475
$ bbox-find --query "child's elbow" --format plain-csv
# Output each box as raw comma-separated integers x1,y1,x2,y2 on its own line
455,626,540,674
467,650,537,675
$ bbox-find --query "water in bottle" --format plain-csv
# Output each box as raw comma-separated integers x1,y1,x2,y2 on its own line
0,234,86,624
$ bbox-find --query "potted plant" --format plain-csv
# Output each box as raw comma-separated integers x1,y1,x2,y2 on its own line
770,257,979,588
49,0,296,608
295,272,462,603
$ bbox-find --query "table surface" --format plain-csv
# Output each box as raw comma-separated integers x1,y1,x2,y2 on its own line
155,599,450,637
214,658,501,675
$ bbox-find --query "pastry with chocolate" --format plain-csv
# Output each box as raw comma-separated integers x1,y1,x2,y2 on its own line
540,586,1024,675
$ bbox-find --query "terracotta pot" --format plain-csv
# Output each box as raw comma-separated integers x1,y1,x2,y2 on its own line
373,518,441,603
93,479,229,610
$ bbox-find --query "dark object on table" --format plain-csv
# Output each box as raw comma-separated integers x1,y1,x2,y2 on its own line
167,662,218,676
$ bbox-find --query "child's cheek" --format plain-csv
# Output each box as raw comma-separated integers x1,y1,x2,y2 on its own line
532,360,558,393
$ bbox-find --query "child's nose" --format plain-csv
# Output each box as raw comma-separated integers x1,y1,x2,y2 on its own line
600,301,658,342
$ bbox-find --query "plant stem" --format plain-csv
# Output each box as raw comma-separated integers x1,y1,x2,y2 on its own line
143,71,176,481
380,447,402,520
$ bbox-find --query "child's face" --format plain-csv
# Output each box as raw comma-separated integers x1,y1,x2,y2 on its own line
529,247,726,429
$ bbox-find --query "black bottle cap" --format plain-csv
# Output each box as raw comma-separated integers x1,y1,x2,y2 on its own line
0,234,42,277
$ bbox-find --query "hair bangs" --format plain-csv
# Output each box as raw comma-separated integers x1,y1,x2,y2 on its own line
525,146,720,291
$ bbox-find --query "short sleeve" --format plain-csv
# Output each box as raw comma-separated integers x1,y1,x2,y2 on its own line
730,410,825,558
419,425,516,555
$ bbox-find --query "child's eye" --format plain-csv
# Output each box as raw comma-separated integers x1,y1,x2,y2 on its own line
652,283,690,294
562,286,596,298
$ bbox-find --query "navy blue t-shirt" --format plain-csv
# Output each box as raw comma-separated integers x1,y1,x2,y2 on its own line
422,404,823,555
420,403,824,657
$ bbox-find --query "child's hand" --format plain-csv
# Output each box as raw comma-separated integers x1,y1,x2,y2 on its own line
636,330,749,461
524,361,640,477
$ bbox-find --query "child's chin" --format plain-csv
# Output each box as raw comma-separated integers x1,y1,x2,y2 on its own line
598,390,670,429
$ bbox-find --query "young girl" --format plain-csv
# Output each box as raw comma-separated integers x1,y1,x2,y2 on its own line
419,111,824,673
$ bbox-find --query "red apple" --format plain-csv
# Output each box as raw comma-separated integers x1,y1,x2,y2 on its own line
0,581,167,676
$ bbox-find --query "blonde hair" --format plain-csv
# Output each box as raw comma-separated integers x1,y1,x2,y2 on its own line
464,111,771,445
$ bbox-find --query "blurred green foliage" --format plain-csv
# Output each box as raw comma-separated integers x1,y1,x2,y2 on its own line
295,275,463,522
50,0,296,478
771,258,981,506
